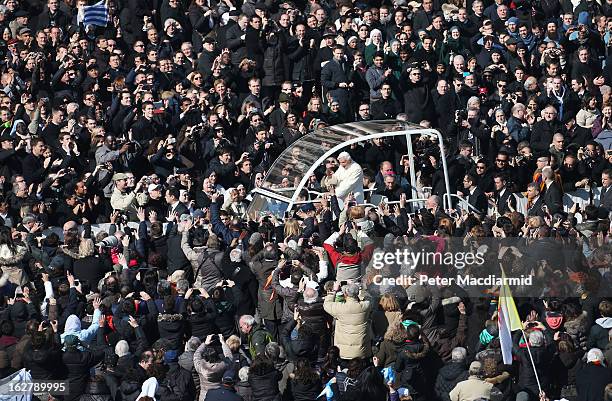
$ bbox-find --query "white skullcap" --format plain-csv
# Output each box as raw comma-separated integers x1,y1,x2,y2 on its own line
338,151,351,161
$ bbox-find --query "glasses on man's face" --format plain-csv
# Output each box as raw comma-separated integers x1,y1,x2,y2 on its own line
496,158,508,163
476,165,486,170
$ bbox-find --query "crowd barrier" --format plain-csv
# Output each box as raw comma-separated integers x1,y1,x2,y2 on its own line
513,187,602,215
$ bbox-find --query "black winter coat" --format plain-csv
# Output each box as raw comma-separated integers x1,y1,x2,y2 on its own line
288,377,322,401
204,385,244,401
296,299,326,334
394,340,429,396
62,348,105,401
530,119,563,155
434,362,468,401
119,366,148,401
159,363,196,401
70,255,108,287
516,345,553,394
250,255,282,321
157,313,186,351
249,369,282,401
23,345,62,380
401,78,434,124
187,300,218,340
262,34,286,87
576,363,612,401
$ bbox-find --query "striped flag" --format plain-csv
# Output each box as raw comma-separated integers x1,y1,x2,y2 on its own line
498,267,522,364
77,1,109,27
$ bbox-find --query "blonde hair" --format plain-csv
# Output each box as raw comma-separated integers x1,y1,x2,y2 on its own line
79,239,95,257
284,218,302,238
379,293,400,312
226,335,241,352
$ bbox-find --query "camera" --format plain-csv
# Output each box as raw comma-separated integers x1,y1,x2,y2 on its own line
96,235,119,248
455,109,467,122
121,141,136,153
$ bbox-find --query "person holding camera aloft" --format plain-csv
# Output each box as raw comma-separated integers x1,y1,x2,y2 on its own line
110,172,148,214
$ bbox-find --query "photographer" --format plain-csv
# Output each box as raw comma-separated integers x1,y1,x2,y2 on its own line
109,172,148,215
449,108,490,158
150,136,193,181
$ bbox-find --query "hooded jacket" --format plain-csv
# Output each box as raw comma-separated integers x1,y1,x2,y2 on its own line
588,317,612,350
61,310,102,346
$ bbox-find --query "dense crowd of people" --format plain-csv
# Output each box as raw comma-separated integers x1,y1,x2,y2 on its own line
0,0,611,401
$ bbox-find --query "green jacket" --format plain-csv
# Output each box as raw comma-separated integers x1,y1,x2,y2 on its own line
249,325,273,359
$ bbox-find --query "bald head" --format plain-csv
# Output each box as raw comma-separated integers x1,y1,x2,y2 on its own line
63,221,78,232
303,287,318,303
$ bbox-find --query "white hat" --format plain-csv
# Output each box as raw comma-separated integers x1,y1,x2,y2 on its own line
587,348,604,363
148,183,161,193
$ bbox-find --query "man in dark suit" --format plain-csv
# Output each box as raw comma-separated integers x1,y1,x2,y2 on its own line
321,45,352,118
370,83,401,120
526,182,546,218
460,173,488,215
493,173,516,216
165,187,189,219
541,166,563,215
226,14,249,66
601,169,612,212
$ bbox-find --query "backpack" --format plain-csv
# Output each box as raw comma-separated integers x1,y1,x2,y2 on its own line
193,250,224,289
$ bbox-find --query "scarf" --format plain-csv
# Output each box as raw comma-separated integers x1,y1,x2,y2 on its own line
401,319,419,328
551,86,566,119
479,328,495,345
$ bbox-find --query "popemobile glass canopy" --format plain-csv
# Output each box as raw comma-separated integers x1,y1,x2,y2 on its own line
247,120,452,218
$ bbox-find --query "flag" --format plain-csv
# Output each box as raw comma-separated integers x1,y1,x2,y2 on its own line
317,378,334,401
381,367,395,384
498,267,522,364
77,1,109,27
0,368,32,401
